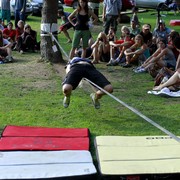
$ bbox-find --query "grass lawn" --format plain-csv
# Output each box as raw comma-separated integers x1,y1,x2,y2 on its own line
0,7,179,177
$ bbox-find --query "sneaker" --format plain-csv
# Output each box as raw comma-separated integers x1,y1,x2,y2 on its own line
8,56,14,62
122,63,132,68
20,50,24,54
133,66,142,72
134,67,146,73
90,93,100,109
63,96,70,108
106,59,114,66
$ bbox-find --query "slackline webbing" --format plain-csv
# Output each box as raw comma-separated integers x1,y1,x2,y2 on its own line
52,33,180,143
84,78,180,143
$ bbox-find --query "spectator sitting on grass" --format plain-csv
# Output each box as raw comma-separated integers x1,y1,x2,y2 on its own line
107,25,135,66
153,68,180,91
3,22,16,46
0,30,14,63
167,30,179,60
135,39,176,73
91,31,112,64
129,20,140,37
140,24,155,54
153,20,171,43
15,20,24,45
153,36,180,90
16,24,38,54
123,34,150,68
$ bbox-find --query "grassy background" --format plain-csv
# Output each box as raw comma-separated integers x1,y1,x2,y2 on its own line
0,6,179,177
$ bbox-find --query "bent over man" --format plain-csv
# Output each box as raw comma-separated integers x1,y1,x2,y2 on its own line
62,57,113,109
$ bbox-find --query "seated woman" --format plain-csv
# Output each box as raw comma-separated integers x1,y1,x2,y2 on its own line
153,36,180,87
135,39,176,73
153,68,180,91
16,24,38,54
123,34,150,68
91,31,113,64
167,31,179,60
0,30,14,62
15,20,25,50
107,26,134,66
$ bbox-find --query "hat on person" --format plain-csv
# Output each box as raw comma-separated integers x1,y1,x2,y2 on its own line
142,24,150,30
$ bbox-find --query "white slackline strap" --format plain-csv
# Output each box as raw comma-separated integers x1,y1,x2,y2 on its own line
53,33,180,143
84,78,180,143
41,33,70,60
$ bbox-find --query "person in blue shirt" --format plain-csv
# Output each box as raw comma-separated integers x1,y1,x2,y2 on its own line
14,0,26,27
153,20,171,43
102,0,122,34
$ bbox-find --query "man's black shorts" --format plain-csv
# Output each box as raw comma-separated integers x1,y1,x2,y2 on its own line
62,63,111,90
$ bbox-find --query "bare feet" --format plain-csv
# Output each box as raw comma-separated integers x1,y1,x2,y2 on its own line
92,60,99,64
153,85,163,91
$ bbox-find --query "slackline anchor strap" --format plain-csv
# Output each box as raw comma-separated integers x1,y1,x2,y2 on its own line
84,78,180,143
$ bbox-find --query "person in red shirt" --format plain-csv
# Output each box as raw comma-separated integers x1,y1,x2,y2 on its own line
16,20,24,41
3,22,16,46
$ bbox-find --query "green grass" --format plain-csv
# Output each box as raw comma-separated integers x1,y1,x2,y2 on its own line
0,8,180,178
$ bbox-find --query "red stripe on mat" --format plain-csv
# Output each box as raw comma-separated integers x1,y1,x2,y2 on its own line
0,137,89,150
2,125,89,137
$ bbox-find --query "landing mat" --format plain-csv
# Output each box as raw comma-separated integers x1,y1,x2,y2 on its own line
95,136,180,176
0,136,89,150
2,125,89,137
0,125,89,150
0,150,97,179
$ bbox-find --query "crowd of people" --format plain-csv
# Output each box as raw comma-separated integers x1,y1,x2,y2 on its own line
0,0,39,63
0,19,39,63
0,0,179,107
60,0,180,108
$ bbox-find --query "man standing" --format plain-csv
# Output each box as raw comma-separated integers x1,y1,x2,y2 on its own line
102,0,122,35
1,0,11,26
88,0,100,22
14,0,26,27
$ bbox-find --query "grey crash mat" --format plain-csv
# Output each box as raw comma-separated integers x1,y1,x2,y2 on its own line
0,150,97,179
95,136,180,176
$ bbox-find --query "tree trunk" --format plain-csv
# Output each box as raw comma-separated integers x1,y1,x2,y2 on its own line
40,0,64,63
